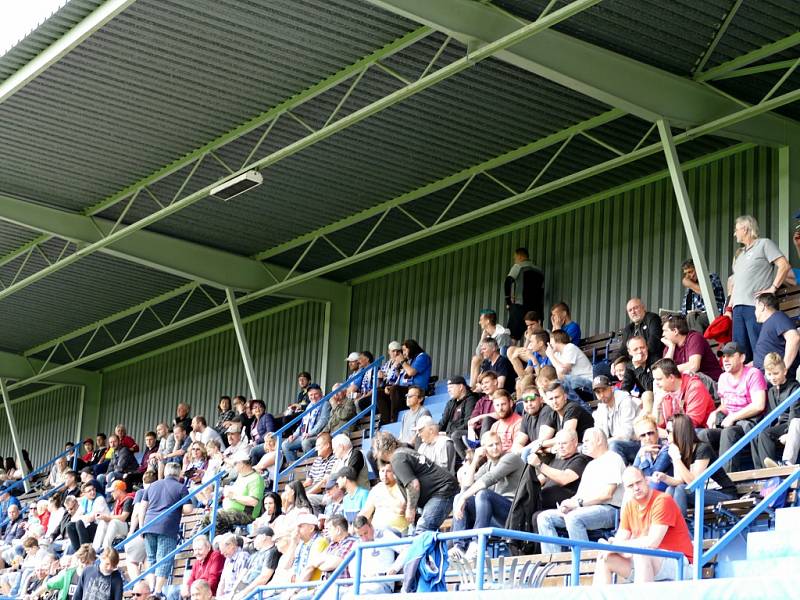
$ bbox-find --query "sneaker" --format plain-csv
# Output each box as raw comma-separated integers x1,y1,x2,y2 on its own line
764,457,780,468
448,546,466,561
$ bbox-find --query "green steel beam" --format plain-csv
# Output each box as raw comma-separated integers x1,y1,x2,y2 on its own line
692,0,743,76
0,26,432,280
0,0,599,304
696,31,800,82
10,76,787,388
351,142,755,285
712,60,798,81
365,0,800,146
0,193,343,294
255,107,626,261
0,0,137,104
0,349,100,388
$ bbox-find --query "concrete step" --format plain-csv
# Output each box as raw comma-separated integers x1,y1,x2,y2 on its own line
726,556,800,578
775,505,800,531
746,527,800,560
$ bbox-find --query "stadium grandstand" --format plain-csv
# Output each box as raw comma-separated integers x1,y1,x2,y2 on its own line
1,0,800,598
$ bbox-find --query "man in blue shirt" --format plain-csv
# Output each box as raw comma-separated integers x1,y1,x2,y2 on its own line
754,293,800,378
0,486,20,523
631,415,672,491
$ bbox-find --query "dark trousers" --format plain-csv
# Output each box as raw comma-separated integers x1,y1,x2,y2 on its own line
379,386,408,425
66,521,97,553
753,422,789,469
698,418,758,471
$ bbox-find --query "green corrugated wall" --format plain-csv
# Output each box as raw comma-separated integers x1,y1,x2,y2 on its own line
0,385,82,467
349,146,780,381
97,301,328,440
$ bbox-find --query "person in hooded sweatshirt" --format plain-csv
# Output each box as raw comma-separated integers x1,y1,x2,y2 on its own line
72,547,123,600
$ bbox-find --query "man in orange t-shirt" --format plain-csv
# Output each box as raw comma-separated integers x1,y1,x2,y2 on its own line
594,466,692,585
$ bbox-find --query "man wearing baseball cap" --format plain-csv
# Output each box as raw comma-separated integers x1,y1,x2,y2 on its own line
234,527,279,598
438,376,478,458
416,415,456,472
591,375,640,465
94,480,134,552
699,341,767,470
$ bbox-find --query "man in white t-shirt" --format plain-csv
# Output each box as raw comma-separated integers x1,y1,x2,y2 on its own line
537,428,625,553
191,416,224,447
546,329,595,406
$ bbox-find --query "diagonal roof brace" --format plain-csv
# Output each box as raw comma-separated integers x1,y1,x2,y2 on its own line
0,193,343,300
365,0,800,146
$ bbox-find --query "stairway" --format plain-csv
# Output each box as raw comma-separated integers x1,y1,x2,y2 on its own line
725,505,800,577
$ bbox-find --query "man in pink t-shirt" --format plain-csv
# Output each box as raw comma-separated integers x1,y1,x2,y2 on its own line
489,390,522,452
699,342,767,470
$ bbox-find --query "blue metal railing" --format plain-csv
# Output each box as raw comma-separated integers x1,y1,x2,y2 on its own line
1,442,80,497
115,470,224,591
686,385,800,579
272,357,383,493
239,527,686,600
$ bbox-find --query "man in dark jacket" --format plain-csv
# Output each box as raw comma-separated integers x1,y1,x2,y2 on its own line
73,547,123,600
753,353,800,467
438,376,478,460
101,435,138,490
616,298,663,360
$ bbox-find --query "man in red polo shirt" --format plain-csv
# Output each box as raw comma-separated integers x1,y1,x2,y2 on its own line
593,466,692,585
166,535,224,600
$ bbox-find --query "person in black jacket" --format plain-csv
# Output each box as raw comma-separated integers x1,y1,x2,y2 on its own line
438,376,478,459
616,298,664,360
100,435,138,490
754,353,800,467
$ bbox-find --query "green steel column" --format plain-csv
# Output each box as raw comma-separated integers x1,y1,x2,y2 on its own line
658,119,719,321
79,373,103,440
322,287,352,391
0,378,29,488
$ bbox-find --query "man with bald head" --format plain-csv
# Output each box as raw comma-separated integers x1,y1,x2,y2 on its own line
593,467,691,585
536,428,625,553
616,298,663,360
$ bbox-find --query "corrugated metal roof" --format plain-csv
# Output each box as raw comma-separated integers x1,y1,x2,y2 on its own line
0,0,104,82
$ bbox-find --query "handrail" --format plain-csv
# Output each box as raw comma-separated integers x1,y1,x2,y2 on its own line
686,385,800,579
310,526,686,598
115,470,224,591
1,442,80,498
272,357,383,493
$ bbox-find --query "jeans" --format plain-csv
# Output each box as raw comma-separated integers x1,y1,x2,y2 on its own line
732,305,760,364
416,496,453,532
560,375,593,412
608,440,641,466
163,584,182,600
452,490,512,550
144,533,178,578
536,504,618,554
669,484,734,517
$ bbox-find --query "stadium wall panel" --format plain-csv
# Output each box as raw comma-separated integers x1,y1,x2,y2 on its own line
349,146,778,382
0,385,82,467
96,300,327,440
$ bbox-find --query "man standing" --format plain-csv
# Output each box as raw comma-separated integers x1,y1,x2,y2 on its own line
593,467,691,585
372,432,459,532
753,292,800,378
504,247,544,342
451,431,524,559
651,358,715,430
591,376,639,465
617,298,663,360
701,342,768,470
661,314,723,381
679,258,726,333
537,429,625,554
